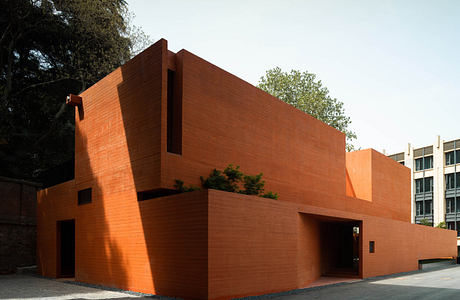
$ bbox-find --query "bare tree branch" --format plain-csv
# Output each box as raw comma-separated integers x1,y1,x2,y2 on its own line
0,23,11,46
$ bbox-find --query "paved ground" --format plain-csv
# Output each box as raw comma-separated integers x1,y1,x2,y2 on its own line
268,265,460,300
3,266,460,299
0,274,149,300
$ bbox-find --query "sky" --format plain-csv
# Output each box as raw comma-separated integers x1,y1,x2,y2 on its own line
128,0,460,154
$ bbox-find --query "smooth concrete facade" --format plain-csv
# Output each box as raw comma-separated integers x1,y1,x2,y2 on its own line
38,39,457,299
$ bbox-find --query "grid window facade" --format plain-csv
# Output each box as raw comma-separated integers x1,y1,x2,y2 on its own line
415,156,433,171
445,150,460,166
445,173,460,190
415,177,433,194
424,200,433,215
446,197,455,213
416,202,423,216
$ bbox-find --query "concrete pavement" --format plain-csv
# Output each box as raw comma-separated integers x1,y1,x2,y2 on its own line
3,266,460,299
267,265,460,300
0,274,146,300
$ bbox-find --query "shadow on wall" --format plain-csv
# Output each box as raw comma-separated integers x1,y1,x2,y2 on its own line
73,111,129,290
116,40,208,298
345,169,357,198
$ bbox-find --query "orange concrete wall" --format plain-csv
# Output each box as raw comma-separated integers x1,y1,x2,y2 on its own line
370,150,411,222
38,180,456,299
297,214,322,288
162,49,347,208
208,189,456,299
346,150,372,201
346,149,411,222
36,38,457,300
75,39,165,194
38,39,209,298
208,190,298,299
37,180,75,277
38,182,209,298
361,217,457,278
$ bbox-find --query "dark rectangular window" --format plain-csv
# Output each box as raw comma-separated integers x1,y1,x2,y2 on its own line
416,156,433,170
399,161,405,166
456,198,460,213
446,197,455,213
78,188,92,205
369,241,375,253
424,156,433,169
447,221,455,230
446,174,455,190
456,150,460,164
167,69,182,154
424,177,433,192
446,151,455,165
415,179,423,194
415,158,424,171
424,200,433,215
416,201,423,216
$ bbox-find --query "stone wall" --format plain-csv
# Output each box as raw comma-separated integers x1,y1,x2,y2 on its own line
0,177,38,273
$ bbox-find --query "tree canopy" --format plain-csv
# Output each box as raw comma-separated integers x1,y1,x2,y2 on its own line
258,67,357,151
0,0,150,183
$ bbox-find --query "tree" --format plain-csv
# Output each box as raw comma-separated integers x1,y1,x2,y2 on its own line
258,67,357,151
0,0,151,182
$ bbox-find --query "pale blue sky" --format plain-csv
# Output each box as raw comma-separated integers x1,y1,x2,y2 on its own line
128,0,460,154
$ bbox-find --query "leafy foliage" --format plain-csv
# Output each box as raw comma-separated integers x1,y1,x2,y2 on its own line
261,191,279,200
0,0,151,182
419,218,432,227
223,164,243,185
201,169,237,192
241,173,264,196
258,67,357,151
184,164,279,199
436,221,447,229
174,179,200,193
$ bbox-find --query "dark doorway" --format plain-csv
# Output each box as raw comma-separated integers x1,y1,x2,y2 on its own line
57,219,75,277
321,221,360,277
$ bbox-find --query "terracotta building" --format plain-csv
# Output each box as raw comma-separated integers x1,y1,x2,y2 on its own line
37,39,457,299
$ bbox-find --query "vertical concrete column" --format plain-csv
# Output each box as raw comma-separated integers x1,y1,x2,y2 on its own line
433,135,444,226
405,143,415,223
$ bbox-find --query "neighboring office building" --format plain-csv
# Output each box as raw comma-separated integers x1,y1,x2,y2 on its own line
388,137,460,244
37,39,456,300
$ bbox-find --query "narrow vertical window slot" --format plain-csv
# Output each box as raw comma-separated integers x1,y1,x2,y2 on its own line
167,69,182,154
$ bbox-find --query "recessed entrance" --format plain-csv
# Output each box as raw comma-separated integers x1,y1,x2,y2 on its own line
320,221,360,277
298,213,361,287
57,219,75,278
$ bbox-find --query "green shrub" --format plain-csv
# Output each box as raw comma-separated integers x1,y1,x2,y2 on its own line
174,179,200,192
223,164,244,184
419,218,432,227
200,168,237,192
241,173,264,195
436,221,447,229
261,191,279,200
178,164,279,200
